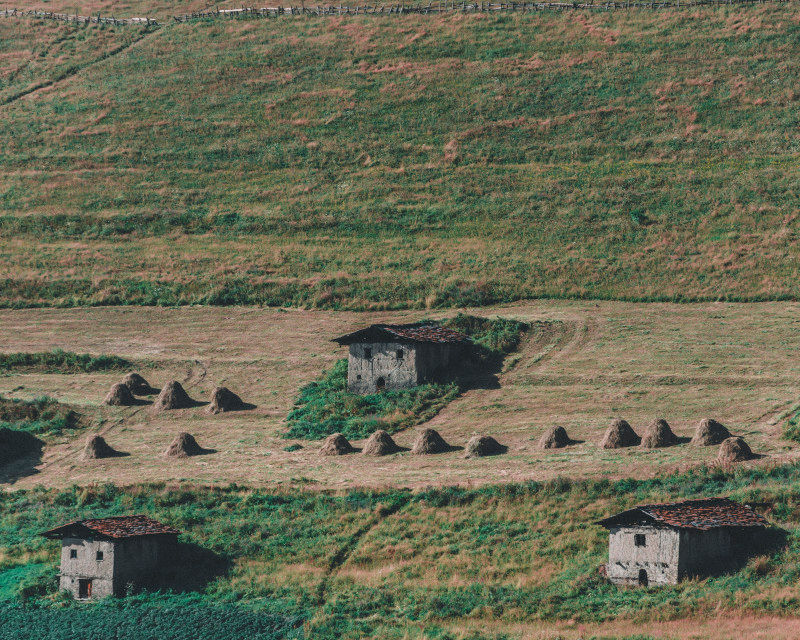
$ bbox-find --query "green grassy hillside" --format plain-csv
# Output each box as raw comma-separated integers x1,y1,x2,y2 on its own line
1,464,800,638
1,5,799,308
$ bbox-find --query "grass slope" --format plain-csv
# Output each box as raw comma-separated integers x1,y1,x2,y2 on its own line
1,5,799,308
1,464,800,638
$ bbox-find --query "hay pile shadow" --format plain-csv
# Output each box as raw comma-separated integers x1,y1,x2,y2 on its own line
0,428,43,483
153,381,203,411
640,418,686,448
464,435,506,458
206,387,254,414
362,430,403,456
319,433,356,456
121,372,159,396
412,428,459,455
103,383,147,407
539,426,579,449
718,437,760,464
692,418,732,446
82,435,128,460
164,432,215,458
601,418,640,449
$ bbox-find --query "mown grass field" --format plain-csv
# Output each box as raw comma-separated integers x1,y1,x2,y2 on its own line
2,464,800,638
0,300,798,490
2,4,799,308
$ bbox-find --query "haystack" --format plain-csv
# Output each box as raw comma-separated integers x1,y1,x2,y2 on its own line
153,381,194,411
164,432,206,458
539,426,572,449
640,418,679,448
362,430,399,456
319,433,354,456
718,437,754,464
103,383,135,406
411,428,451,455
82,435,121,460
464,435,506,458
121,372,155,396
691,419,731,446
600,418,640,449
206,387,246,414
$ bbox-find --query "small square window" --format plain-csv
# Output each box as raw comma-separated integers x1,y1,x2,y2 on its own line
356,375,362,380
634,534,646,547
69,549,77,559
96,551,104,561
396,349,404,359
364,348,372,359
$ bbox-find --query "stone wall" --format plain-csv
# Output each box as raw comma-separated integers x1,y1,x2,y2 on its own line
59,537,116,598
347,342,420,393
606,526,680,585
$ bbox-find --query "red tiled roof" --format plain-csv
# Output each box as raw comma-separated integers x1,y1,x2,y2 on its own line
596,498,768,531
333,323,471,345
41,515,180,540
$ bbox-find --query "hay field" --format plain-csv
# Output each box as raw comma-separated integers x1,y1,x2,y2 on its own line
2,4,800,308
1,299,798,490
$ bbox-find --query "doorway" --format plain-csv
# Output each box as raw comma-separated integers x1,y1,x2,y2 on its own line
638,569,648,587
78,579,92,599
376,377,386,391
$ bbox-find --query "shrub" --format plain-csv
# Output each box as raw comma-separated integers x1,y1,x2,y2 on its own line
0,350,130,373
0,396,82,437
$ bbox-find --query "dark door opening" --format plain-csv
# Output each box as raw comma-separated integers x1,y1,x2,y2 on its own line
78,579,92,599
376,377,386,391
638,569,648,587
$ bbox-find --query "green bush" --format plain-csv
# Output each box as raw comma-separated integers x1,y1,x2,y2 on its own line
0,350,130,373
285,360,459,440
0,396,82,437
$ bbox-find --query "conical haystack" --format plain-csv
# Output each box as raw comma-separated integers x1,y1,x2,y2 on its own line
83,435,121,460
206,387,246,414
103,383,135,406
464,435,506,458
691,419,731,446
600,418,640,449
718,437,754,464
362,430,399,456
411,428,451,455
164,432,206,458
640,418,679,448
539,426,572,449
153,381,194,411
121,372,155,396
319,433,354,456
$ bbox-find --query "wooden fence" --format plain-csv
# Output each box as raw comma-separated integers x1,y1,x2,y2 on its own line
173,0,787,19
1,8,158,25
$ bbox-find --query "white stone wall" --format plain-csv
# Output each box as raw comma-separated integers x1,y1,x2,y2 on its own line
59,537,115,599
606,526,680,585
347,342,420,393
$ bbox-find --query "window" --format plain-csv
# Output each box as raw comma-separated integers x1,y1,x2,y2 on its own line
96,550,104,561
356,375,362,380
396,349,404,359
69,549,77,559
634,534,646,547
364,348,372,359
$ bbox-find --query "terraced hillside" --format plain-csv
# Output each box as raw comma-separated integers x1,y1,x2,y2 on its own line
2,4,799,308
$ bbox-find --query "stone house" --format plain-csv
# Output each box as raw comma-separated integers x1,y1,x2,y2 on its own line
333,323,471,394
596,497,767,586
41,515,180,599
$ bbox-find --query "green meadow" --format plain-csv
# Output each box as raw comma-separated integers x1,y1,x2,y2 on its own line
1,5,799,308
1,464,800,638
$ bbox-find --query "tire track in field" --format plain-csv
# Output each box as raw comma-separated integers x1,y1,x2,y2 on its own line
0,25,159,107
314,495,411,605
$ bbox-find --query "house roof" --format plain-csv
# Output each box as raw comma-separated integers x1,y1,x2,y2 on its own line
595,497,768,531
333,322,471,346
40,515,180,540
